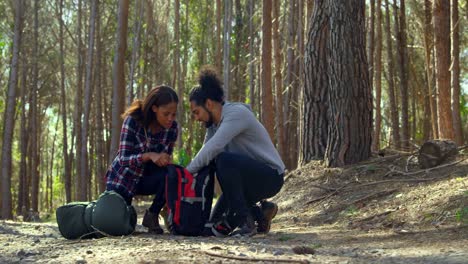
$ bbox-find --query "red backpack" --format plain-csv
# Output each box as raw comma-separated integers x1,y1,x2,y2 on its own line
165,164,215,236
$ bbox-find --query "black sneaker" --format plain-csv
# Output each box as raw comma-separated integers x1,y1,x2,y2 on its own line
257,201,278,233
211,220,232,237
231,214,257,237
142,209,164,234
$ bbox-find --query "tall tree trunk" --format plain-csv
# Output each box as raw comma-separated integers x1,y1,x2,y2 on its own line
325,0,372,167
58,0,72,203
373,0,382,151
424,0,438,139
368,0,375,98
398,0,409,148
223,0,232,100
94,1,105,193
433,0,454,139
74,0,84,201
262,0,274,141
174,0,183,149
451,0,463,145
216,0,222,71
1,0,24,219
17,48,29,216
30,0,40,213
128,0,143,105
109,0,130,165
300,0,329,164
384,0,400,148
81,0,97,201
273,0,285,160
248,0,256,111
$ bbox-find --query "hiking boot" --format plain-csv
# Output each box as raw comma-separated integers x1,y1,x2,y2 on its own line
257,201,278,233
231,214,257,237
142,209,163,234
211,220,232,237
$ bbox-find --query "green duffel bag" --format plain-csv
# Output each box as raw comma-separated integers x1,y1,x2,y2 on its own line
56,201,96,239
91,191,137,236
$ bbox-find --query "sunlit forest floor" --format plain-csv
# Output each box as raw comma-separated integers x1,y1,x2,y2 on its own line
1,151,467,264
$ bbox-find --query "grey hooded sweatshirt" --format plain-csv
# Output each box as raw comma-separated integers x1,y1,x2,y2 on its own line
186,102,285,174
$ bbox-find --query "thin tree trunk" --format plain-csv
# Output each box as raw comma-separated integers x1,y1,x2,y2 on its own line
451,0,463,145
424,0,438,139
384,0,400,148
1,0,24,219
30,0,40,213
262,0,274,141
128,0,143,105
223,0,232,100
325,0,372,167
216,0,222,71
81,0,97,201
368,0,375,94
174,0,183,149
373,0,382,151
248,0,256,111
17,48,29,216
74,0,84,201
57,0,72,203
433,0,454,139
94,1,105,193
300,0,329,164
109,0,130,165
273,0,285,160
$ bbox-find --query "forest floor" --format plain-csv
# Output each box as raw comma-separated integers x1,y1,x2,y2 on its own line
1,149,468,264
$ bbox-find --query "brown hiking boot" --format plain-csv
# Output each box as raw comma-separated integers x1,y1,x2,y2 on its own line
142,209,163,234
257,201,278,233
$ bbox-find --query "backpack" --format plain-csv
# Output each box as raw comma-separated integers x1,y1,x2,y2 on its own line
165,164,215,236
56,191,136,239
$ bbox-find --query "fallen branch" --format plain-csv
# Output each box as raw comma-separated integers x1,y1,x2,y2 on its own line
351,210,396,224
307,182,353,205
309,184,337,192
350,176,450,188
385,158,466,177
348,189,397,206
203,250,309,264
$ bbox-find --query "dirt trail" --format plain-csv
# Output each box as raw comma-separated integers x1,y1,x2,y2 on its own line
1,154,467,263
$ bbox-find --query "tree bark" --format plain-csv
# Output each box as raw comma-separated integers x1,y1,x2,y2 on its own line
74,0,84,201
367,0,375,99
216,0,222,71
424,0,438,139
109,0,130,165
451,0,463,145
433,0,454,139
128,0,143,105
273,0,285,160
325,0,372,167
1,0,24,219
30,0,40,213
81,0,97,201
372,0,382,151
261,0,274,141
223,0,232,100
300,0,329,164
248,0,256,111
384,0,400,148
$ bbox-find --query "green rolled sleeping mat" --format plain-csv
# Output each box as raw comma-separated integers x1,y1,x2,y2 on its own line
56,191,137,239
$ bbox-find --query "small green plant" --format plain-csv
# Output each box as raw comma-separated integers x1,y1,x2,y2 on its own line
343,205,360,217
455,207,468,224
173,148,190,167
277,234,295,242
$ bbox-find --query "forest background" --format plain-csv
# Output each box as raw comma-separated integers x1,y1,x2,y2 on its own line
0,0,466,221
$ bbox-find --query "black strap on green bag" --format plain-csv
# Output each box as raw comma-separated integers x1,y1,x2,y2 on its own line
56,191,136,239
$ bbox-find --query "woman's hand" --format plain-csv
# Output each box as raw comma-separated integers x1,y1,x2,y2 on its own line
142,152,172,167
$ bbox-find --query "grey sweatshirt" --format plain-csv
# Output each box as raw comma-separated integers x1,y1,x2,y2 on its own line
186,102,285,174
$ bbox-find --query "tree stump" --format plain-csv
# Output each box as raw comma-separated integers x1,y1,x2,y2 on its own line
418,140,458,169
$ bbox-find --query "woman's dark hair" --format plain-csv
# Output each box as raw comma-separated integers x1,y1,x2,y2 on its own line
189,66,224,106
122,85,178,128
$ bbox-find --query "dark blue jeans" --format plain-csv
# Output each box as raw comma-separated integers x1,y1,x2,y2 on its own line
210,152,284,228
123,162,167,215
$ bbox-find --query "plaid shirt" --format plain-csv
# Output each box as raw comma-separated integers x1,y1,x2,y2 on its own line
105,115,178,198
